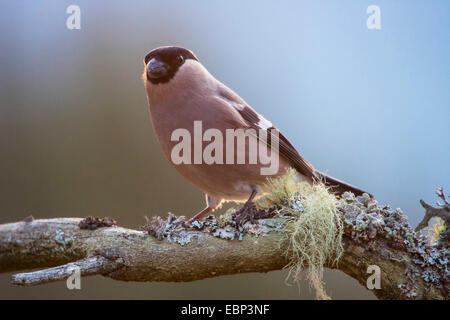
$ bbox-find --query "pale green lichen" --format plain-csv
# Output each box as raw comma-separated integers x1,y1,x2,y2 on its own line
216,209,234,228
212,226,236,240
428,217,446,245
142,214,203,246
143,168,448,299
54,229,75,247
258,168,344,300
339,189,449,298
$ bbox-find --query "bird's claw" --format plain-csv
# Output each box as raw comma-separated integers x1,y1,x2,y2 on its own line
233,202,256,226
233,203,279,227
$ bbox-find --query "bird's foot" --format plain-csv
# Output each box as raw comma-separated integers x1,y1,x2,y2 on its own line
233,203,279,227
185,206,213,227
233,201,255,226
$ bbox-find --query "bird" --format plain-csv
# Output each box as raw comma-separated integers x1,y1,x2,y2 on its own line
142,46,371,223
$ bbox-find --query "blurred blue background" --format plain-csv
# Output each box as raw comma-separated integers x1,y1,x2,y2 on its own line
0,0,449,299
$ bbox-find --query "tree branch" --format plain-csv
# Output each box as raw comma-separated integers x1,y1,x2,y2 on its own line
0,192,448,300
11,255,116,286
416,187,450,246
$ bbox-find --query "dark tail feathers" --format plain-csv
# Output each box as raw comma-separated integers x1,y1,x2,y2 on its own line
316,171,372,198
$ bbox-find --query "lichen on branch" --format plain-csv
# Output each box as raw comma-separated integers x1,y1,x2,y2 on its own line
0,181,448,299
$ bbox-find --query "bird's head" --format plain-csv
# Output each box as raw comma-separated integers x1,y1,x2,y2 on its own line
143,46,199,85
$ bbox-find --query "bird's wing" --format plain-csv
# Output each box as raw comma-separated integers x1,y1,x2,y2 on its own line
217,85,318,181
217,85,371,197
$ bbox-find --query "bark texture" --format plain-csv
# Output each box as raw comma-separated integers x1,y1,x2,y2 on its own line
0,190,448,300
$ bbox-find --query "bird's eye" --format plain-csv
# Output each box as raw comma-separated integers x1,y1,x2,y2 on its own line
177,55,184,64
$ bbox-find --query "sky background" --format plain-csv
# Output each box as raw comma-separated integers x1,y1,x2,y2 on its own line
0,0,449,299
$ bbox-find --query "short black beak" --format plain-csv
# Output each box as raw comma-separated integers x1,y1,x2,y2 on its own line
146,58,168,79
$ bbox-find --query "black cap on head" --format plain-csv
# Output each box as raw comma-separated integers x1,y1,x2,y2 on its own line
143,46,199,84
